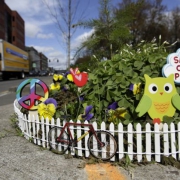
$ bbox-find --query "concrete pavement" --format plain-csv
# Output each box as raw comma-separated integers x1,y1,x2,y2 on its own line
0,103,88,180
1,77,180,179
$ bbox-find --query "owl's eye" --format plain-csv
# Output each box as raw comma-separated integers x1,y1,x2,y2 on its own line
148,83,158,94
164,83,173,93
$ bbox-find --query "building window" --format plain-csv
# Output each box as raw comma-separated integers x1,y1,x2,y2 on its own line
12,16,15,21
13,36,15,41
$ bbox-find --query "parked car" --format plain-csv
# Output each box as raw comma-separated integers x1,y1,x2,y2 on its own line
49,71,54,76
39,70,49,76
29,70,39,76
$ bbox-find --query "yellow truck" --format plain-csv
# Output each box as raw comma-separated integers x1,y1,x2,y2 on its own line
0,39,29,80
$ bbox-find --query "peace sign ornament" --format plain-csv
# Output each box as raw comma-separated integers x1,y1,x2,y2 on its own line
16,79,49,111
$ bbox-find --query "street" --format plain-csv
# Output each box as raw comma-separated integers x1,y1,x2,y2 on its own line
0,76,52,106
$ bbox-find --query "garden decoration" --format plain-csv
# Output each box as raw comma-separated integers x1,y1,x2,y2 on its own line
135,74,180,124
69,68,88,87
162,48,180,84
16,78,49,110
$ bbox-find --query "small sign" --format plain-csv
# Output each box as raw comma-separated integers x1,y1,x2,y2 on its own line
70,68,88,87
16,79,49,110
162,48,180,84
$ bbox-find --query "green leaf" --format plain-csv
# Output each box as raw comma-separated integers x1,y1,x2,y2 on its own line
106,79,113,86
123,119,130,125
106,90,111,102
118,98,130,107
89,73,96,80
134,61,144,69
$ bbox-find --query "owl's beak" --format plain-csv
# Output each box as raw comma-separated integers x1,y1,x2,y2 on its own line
160,92,163,95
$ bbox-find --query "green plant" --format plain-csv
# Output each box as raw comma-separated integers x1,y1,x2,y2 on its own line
10,114,23,136
81,39,169,125
49,74,81,120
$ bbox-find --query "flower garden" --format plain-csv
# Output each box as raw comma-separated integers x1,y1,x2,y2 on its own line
15,40,180,166
29,40,180,127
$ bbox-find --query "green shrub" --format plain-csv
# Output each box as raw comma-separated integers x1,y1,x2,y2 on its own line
80,40,169,126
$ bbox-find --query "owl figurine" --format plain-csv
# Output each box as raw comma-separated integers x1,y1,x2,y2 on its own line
135,74,180,124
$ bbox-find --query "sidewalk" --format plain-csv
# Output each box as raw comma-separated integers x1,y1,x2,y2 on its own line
0,104,87,180
0,103,130,180
1,103,180,180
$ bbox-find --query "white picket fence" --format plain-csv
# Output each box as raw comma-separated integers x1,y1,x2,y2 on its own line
14,100,180,162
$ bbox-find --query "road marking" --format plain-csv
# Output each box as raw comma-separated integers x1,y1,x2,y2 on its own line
0,91,10,97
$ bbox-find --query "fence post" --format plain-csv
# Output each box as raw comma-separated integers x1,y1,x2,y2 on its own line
154,123,160,162
146,123,151,161
36,115,41,145
77,120,82,157
178,122,180,160
24,115,29,140
28,114,32,138
170,123,176,159
31,115,36,144
84,120,90,158
41,118,46,148
46,118,50,148
128,123,133,161
109,122,115,161
136,123,142,162
163,123,169,157
118,123,124,160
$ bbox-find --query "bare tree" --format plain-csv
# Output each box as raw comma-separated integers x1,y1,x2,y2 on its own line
42,0,90,69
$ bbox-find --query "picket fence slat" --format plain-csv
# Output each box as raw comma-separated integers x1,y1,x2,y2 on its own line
170,123,176,159
136,123,142,162
110,123,115,161
118,123,124,160
84,120,89,158
178,122,180,160
36,116,41,145
128,123,133,160
163,123,169,157
41,118,45,148
155,124,160,162
46,118,49,148
146,123,151,161
13,100,180,163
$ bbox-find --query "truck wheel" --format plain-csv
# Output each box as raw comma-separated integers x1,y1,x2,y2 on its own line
18,72,25,79
2,72,9,80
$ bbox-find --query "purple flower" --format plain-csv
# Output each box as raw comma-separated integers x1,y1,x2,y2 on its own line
82,105,94,121
129,84,134,91
44,98,57,108
108,102,118,110
79,94,85,101
63,84,69,91
64,71,70,77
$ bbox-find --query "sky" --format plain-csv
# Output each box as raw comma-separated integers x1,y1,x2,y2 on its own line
5,0,180,70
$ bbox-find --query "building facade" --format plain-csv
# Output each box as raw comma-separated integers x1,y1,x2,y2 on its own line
0,0,25,50
0,0,48,72
25,46,48,71
39,52,48,70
